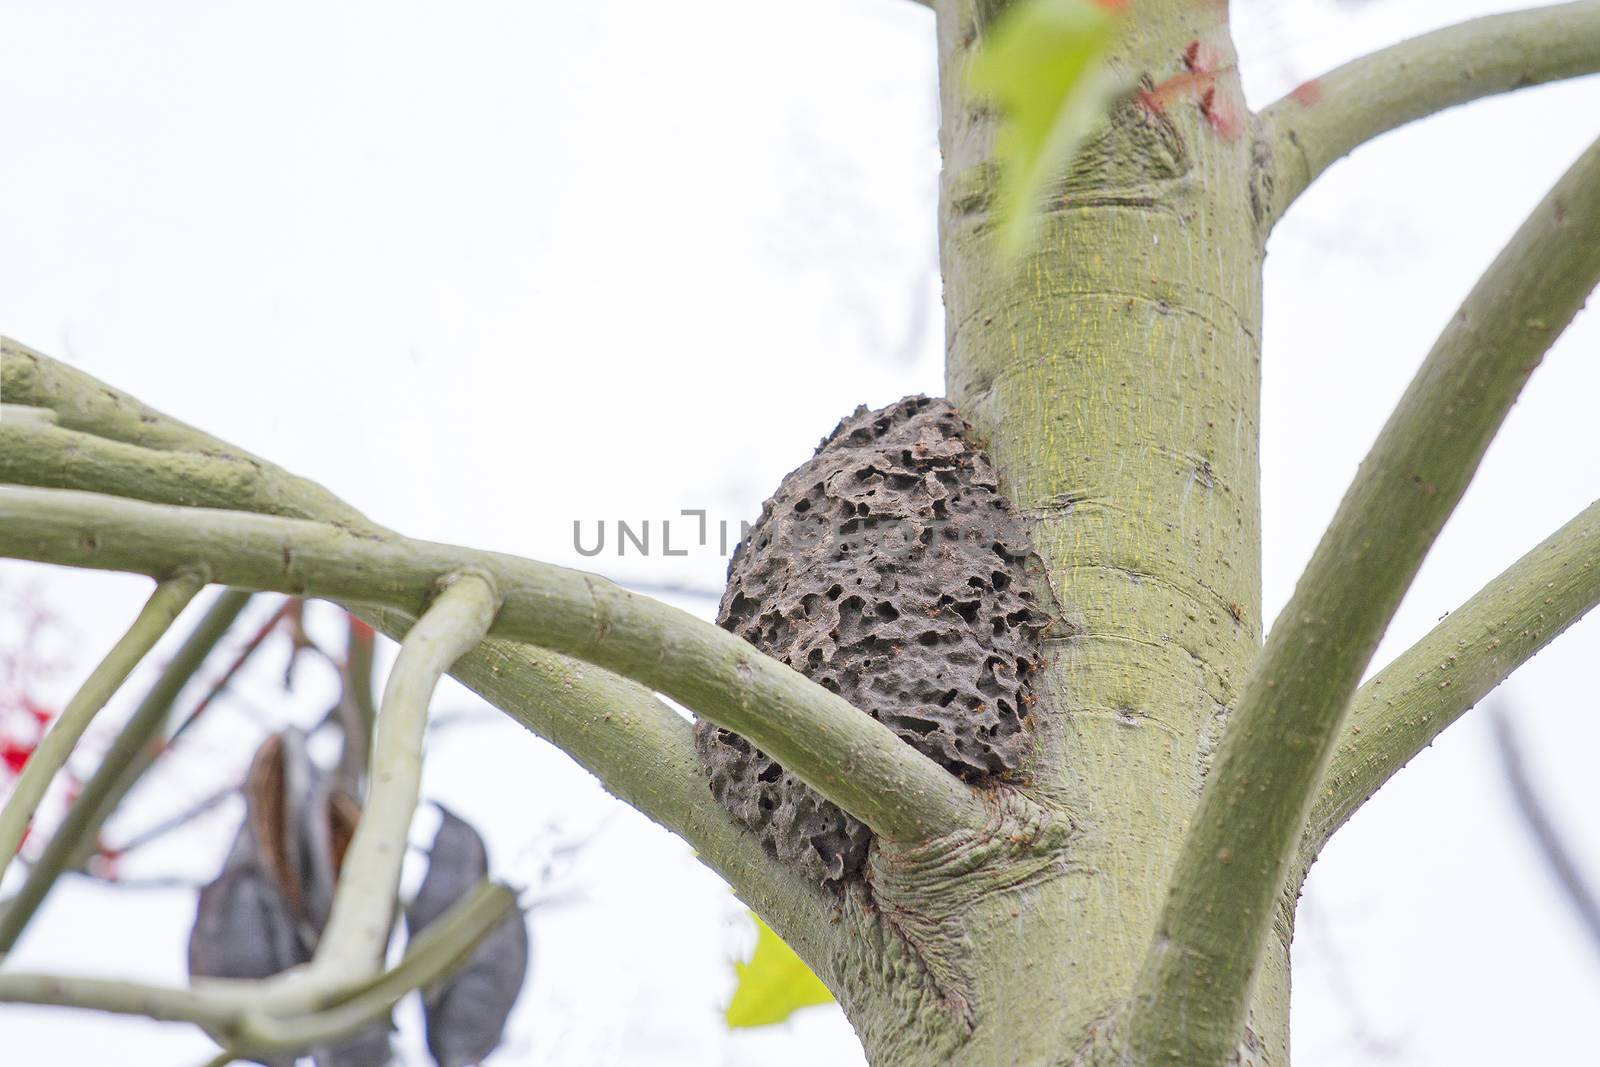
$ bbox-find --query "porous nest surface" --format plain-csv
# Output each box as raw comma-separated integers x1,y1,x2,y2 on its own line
694,395,1051,885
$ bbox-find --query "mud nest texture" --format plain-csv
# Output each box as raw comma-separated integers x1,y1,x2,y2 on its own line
694,395,1051,885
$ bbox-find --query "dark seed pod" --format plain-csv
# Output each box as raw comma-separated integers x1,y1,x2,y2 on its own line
188,827,309,981
407,806,530,1067
694,396,1050,886
188,730,391,1067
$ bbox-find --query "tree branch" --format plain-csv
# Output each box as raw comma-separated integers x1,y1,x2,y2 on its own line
0,338,836,950
0,404,56,425
1257,0,1600,228
238,882,514,1055
0,878,516,1059
1490,703,1600,967
0,340,366,519
167,597,293,745
0,589,254,952
313,573,498,978
0,970,242,1032
1303,499,1600,859
1119,134,1600,1065
0,484,984,846
0,571,207,884
336,613,378,782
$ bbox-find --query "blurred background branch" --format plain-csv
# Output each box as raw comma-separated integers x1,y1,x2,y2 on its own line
1490,702,1600,970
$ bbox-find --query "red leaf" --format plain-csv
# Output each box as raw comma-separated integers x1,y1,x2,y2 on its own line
23,696,55,728
1,738,35,775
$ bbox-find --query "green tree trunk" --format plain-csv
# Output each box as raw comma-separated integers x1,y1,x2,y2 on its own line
827,3,1282,1062
3,3,1599,1064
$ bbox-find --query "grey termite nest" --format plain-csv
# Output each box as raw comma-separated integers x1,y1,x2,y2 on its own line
693,396,1051,886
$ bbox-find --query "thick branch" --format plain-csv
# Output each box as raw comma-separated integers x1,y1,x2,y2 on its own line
1121,134,1600,1065
0,339,366,521
314,573,498,977
1258,1,1600,227
0,571,206,883
0,589,254,952
0,485,986,845
0,404,56,425
1304,500,1600,858
0,338,832,947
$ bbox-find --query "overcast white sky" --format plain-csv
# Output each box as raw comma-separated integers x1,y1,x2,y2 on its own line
2,1,1598,1064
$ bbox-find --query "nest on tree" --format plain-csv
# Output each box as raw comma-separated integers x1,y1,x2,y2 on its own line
694,396,1051,886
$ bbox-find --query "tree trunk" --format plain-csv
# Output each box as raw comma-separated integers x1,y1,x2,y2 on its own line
7,4,1593,1063
826,3,1284,1062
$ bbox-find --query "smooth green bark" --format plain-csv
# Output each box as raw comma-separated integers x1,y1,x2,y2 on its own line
313,573,498,978
1306,498,1600,858
0,484,984,847
0,336,836,960
883,1,1282,1063
1258,0,1600,228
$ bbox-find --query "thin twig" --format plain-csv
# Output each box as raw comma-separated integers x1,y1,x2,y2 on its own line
78,872,208,892
167,598,292,745
1490,703,1600,968
336,612,378,783
313,573,499,978
0,572,207,884
0,588,250,951
108,783,239,856
1304,499,1600,860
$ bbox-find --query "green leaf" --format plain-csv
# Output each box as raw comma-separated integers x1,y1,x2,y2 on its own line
965,0,1124,256
725,913,835,1028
